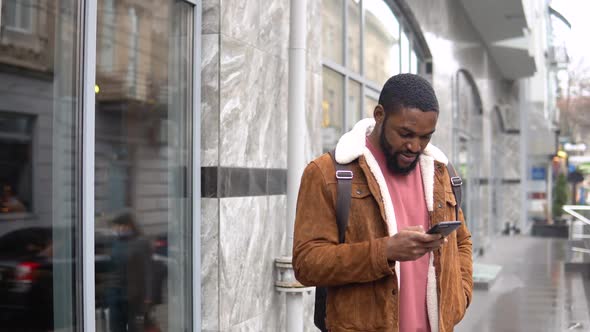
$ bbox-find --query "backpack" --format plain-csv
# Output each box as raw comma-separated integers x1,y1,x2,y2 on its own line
313,151,462,332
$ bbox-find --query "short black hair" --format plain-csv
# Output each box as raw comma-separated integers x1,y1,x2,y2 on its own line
378,73,439,114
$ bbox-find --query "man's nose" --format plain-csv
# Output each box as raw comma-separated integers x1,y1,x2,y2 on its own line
406,139,421,154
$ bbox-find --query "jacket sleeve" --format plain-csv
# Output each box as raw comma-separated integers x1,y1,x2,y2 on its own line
456,207,473,308
292,161,394,287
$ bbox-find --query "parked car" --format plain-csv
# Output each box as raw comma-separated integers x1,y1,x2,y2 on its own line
0,227,58,331
0,226,168,331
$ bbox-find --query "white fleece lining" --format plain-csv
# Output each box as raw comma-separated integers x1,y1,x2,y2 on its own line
334,118,448,332
419,154,435,212
427,253,439,332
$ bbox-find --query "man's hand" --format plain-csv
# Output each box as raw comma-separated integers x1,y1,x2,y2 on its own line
386,226,447,262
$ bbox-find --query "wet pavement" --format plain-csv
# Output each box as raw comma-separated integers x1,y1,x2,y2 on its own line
456,235,590,332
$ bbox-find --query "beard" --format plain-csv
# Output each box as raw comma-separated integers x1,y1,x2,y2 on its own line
380,127,420,175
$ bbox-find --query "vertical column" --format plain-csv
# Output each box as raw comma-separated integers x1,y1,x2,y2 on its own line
192,2,202,331
520,79,530,231
81,0,97,331
283,1,309,332
287,0,307,255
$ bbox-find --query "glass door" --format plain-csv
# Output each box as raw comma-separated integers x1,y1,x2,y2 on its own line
93,1,195,331
0,0,83,330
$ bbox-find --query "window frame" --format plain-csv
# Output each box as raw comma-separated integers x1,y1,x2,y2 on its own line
321,0,430,140
80,0,202,331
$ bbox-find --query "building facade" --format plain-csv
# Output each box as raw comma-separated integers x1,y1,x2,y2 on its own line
0,0,558,331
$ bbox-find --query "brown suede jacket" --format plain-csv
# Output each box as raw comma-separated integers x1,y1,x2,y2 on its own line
292,119,473,332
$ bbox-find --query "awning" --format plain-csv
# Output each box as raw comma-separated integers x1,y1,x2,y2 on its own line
459,0,536,80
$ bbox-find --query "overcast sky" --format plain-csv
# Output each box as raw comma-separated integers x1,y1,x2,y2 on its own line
550,0,590,66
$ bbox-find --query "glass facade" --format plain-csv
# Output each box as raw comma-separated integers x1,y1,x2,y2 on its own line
347,0,361,73
322,0,344,66
0,0,199,331
0,0,82,330
94,1,195,331
322,67,345,150
321,0,425,152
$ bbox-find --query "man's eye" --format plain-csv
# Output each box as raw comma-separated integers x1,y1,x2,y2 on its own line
422,135,432,140
401,133,412,138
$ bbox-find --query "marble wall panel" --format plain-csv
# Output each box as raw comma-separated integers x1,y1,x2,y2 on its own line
220,0,259,46
203,0,220,34
219,37,288,168
202,34,220,167
258,0,289,59
219,195,286,329
218,37,262,167
259,53,288,169
202,198,220,331
224,304,283,332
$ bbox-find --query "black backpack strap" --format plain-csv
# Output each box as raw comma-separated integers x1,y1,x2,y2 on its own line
314,151,354,332
446,162,462,219
328,150,353,244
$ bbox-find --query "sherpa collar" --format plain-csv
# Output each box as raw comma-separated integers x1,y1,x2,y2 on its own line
334,118,449,165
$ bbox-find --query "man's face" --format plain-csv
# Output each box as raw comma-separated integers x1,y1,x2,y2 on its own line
377,107,438,174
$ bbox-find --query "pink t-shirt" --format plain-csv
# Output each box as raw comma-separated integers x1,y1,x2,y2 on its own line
367,138,431,332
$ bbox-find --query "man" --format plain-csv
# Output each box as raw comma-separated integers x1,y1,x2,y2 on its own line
293,74,473,332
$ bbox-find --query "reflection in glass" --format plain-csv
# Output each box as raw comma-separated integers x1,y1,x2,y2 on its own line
347,0,361,73
0,0,81,330
322,67,344,152
347,79,362,130
410,50,418,74
94,1,194,331
322,0,344,65
364,0,399,85
4,0,33,32
364,95,379,118
401,31,410,73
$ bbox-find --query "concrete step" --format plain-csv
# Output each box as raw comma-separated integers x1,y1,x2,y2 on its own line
473,263,502,290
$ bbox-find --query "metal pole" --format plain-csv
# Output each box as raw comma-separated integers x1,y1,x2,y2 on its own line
287,0,306,255
281,1,308,332
286,293,304,331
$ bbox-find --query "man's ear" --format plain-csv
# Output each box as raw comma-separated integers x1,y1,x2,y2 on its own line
374,105,385,125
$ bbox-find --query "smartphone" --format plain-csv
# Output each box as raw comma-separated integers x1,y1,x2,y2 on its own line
426,221,462,237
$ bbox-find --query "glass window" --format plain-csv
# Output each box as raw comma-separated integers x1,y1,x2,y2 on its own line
401,31,410,73
410,50,418,74
94,2,195,332
0,113,34,214
322,0,344,65
364,0,400,85
0,0,81,330
364,95,379,118
322,67,344,152
347,0,361,73
4,0,33,32
98,0,116,72
321,0,424,139
347,79,362,130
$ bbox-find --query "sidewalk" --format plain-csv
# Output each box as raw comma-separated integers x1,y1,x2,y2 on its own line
456,235,590,332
